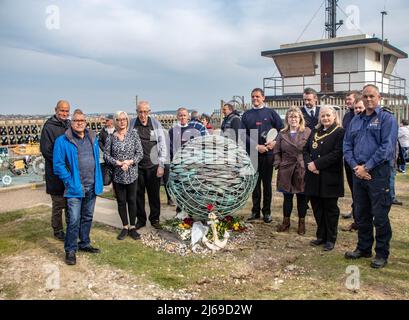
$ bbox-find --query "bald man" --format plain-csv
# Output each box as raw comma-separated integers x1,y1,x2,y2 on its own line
40,100,71,241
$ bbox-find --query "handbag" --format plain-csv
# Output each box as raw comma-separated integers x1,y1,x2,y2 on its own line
101,135,114,186
101,162,113,186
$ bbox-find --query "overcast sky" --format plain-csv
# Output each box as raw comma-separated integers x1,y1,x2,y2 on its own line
1,0,408,115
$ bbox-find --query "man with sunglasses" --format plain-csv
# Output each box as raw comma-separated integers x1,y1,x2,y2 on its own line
343,84,398,269
53,109,103,265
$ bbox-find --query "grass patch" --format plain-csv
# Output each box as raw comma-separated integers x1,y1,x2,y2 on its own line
0,283,19,299
0,206,48,224
0,206,51,256
0,211,25,224
89,225,219,289
99,189,116,200
0,179,409,299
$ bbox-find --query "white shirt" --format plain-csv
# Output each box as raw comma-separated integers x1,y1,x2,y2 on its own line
398,125,409,148
304,106,317,117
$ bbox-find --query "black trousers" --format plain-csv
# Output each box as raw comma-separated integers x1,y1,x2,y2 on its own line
137,165,161,225
50,194,67,233
252,155,274,217
310,196,340,244
283,193,307,218
344,160,355,220
353,163,392,259
163,164,172,201
113,180,138,227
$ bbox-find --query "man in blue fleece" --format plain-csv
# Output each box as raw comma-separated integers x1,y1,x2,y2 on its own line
241,88,284,223
344,84,398,269
53,109,103,266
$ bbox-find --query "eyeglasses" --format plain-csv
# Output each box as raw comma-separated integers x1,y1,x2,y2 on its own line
137,110,150,114
72,119,86,124
117,118,127,122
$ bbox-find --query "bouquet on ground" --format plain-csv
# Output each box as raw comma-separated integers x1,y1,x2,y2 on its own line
161,204,247,243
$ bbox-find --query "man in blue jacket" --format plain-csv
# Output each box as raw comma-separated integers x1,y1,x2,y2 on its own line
54,109,103,266
241,88,283,223
343,84,398,269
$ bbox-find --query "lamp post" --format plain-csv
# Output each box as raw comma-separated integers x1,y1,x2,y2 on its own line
232,95,245,110
381,10,387,94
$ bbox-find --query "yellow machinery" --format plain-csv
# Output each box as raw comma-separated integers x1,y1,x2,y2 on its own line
0,143,45,178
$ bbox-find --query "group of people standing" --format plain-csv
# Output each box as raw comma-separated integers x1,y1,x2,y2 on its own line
40,83,402,269
39,99,220,265
40,101,166,265
269,85,400,268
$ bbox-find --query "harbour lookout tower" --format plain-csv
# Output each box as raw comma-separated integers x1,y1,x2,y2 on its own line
261,0,408,119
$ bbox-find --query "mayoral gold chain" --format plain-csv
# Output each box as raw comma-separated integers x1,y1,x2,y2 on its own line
312,126,339,149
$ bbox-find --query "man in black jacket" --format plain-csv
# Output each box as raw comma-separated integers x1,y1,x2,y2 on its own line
40,100,70,241
341,91,361,226
98,114,114,151
221,103,241,142
300,87,320,130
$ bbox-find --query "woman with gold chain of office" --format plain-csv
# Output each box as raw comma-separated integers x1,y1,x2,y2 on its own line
303,105,345,251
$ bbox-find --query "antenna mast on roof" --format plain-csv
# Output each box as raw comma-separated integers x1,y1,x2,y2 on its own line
325,0,343,38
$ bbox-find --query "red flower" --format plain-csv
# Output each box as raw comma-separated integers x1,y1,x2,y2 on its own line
207,204,214,212
183,217,193,226
224,215,233,222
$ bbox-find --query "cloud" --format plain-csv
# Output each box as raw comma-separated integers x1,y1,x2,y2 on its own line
0,0,408,114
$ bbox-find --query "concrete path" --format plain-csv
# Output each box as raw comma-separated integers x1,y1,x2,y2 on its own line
94,195,177,234
0,184,50,213
0,183,177,235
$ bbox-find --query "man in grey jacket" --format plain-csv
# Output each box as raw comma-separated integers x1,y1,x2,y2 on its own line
129,101,167,229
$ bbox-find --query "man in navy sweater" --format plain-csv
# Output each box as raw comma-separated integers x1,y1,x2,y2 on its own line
241,88,284,223
169,107,207,215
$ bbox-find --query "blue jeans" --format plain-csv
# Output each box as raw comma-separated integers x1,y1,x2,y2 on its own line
65,186,96,252
399,147,408,172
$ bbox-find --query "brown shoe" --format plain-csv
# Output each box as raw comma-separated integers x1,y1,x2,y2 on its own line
297,218,306,235
277,217,290,232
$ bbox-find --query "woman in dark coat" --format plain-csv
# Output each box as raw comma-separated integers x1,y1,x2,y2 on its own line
303,105,345,251
274,107,311,235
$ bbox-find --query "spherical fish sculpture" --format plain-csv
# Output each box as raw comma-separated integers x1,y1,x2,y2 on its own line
168,135,258,219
